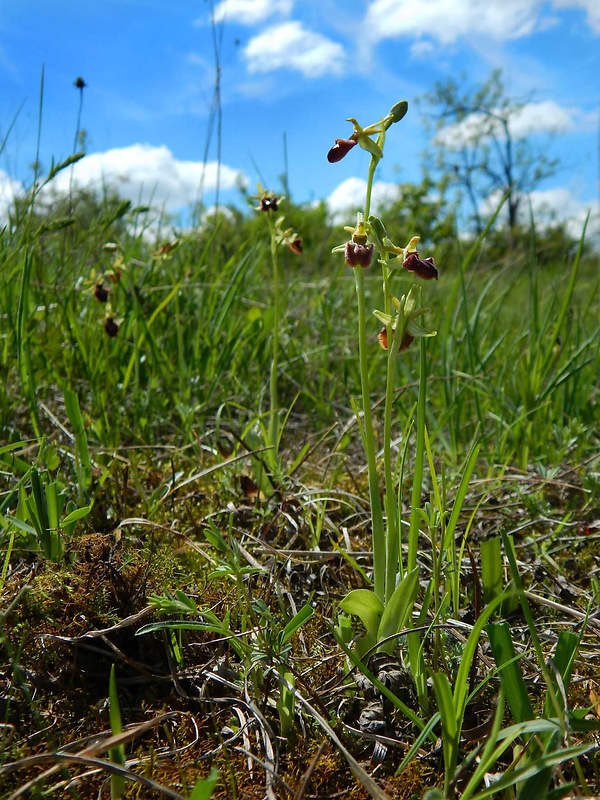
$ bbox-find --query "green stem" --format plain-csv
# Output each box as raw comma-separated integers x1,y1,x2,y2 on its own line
357,151,386,601
408,338,427,572
354,266,385,602
268,219,280,466
383,333,399,602
364,157,377,220
383,270,403,603
17,253,41,439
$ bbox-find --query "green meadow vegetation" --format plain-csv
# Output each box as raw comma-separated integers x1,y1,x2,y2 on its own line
0,97,599,800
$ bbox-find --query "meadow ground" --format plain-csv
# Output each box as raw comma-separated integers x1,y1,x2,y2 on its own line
0,180,599,798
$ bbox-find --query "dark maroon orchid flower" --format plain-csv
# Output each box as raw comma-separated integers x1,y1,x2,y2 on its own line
104,317,120,337
327,138,358,163
345,241,374,268
403,251,439,281
260,194,279,212
94,283,109,303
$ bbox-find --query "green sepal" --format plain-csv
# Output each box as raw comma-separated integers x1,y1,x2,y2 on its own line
358,135,384,161
406,318,437,339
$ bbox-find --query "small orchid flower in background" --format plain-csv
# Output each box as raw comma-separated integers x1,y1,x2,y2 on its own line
104,315,120,338
260,194,279,213
273,217,303,255
153,240,179,259
287,236,303,255
251,186,281,213
249,185,304,476
250,187,302,255
101,242,126,283
94,282,109,303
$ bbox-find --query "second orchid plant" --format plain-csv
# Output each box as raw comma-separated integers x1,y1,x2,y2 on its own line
329,102,439,655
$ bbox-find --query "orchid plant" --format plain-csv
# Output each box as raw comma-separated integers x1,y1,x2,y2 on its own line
328,102,439,655
249,188,302,487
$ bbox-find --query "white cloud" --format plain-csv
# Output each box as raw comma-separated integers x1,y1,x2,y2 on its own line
211,0,293,26
409,39,436,58
526,187,598,240
363,0,600,47
43,144,247,211
553,0,600,34
325,177,400,223
364,0,544,45
508,101,582,137
434,100,590,149
0,170,24,222
481,186,598,241
243,21,346,78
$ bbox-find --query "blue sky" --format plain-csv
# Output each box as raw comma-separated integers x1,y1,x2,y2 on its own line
1,0,598,235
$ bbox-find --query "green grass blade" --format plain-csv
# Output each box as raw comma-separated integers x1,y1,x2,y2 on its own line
189,768,219,800
486,621,533,723
453,593,508,723
543,629,580,719
44,480,62,561
121,281,181,393
432,671,459,794
63,386,92,497
28,468,50,557
396,711,441,772
460,690,506,800
480,536,503,605
443,438,480,613
109,664,126,800
516,728,560,800
61,504,92,527
16,253,41,438
281,602,314,644
501,531,562,717
442,439,481,553
471,739,592,800
539,215,587,378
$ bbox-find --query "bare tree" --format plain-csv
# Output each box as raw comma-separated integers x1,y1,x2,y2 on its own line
424,69,558,235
